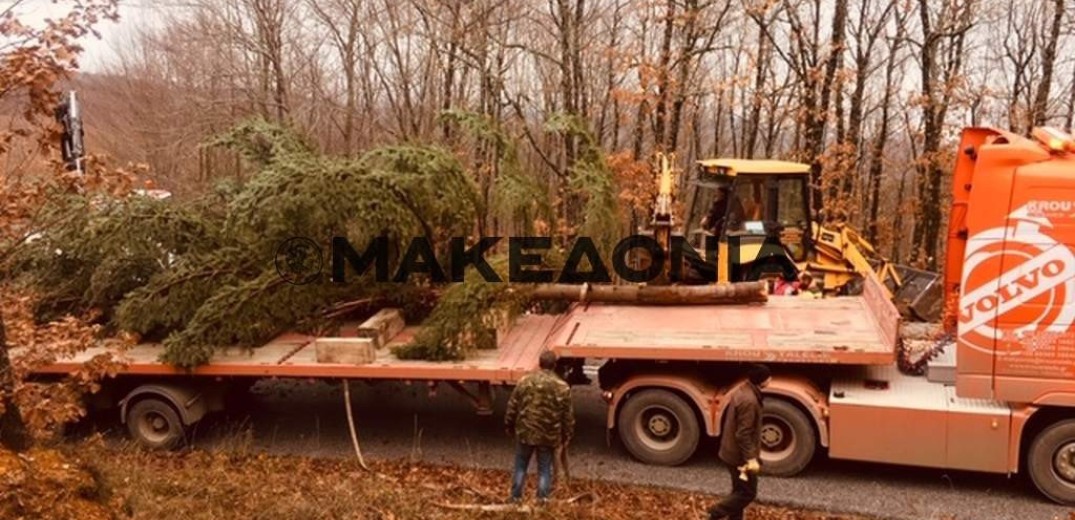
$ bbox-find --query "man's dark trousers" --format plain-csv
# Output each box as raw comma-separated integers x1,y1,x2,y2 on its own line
708,465,757,520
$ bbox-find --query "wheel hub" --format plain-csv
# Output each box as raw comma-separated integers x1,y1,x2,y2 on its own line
648,415,672,437
1054,442,1075,483
759,415,796,463
634,405,682,452
761,424,783,447
138,411,172,443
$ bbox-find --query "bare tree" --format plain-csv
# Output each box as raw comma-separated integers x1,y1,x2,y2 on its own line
910,0,976,268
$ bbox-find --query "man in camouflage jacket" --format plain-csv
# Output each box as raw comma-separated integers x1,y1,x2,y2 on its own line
505,350,575,502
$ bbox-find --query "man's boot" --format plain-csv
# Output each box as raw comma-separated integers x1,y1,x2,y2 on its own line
706,505,728,520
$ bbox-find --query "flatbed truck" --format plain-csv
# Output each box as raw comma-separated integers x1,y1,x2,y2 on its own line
31,126,1075,504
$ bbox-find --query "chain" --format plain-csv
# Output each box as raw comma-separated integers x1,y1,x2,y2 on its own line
897,333,954,377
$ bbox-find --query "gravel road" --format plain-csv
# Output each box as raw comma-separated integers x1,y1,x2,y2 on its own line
125,378,1072,520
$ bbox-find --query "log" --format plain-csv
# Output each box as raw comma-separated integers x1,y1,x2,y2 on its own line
528,282,767,305
435,503,533,513
356,308,406,349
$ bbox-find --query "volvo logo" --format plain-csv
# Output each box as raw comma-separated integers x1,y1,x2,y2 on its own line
958,204,1075,354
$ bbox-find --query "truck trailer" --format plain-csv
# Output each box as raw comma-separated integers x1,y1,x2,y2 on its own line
31,126,1075,504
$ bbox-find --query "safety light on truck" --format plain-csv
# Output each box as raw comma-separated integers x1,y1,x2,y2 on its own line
1031,126,1075,152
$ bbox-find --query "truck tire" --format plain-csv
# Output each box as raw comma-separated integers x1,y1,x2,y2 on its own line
617,389,700,466
1028,419,1075,504
126,398,185,450
759,399,816,477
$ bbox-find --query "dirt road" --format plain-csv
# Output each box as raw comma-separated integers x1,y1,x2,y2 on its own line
118,379,1071,520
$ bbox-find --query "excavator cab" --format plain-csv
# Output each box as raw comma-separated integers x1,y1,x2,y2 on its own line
685,159,812,283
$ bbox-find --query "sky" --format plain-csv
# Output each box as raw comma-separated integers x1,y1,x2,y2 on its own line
4,0,160,73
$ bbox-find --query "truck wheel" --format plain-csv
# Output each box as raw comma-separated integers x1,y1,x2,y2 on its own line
1028,419,1075,504
617,389,700,466
127,398,185,450
759,399,816,476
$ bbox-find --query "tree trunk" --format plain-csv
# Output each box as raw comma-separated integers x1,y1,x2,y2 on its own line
0,313,30,453
866,30,900,244
892,169,909,262
744,20,770,158
912,0,973,269
1066,68,1075,130
810,0,847,213
653,0,676,151
1030,0,1064,127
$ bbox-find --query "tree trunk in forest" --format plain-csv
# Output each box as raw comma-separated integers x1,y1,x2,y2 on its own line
866,29,901,244
554,0,585,226
811,0,847,213
1066,68,1075,130
744,19,770,159
892,169,909,262
793,0,847,213
1030,0,1064,128
653,0,676,151
0,314,30,453
911,0,973,269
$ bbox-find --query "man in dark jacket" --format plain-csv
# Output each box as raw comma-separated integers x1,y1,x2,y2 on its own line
708,364,771,520
505,350,575,503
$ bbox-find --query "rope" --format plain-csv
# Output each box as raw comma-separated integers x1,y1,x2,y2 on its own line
343,379,370,471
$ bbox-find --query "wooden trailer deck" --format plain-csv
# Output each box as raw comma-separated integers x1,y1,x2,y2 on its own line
32,315,565,384
547,295,898,365
33,278,899,378
546,274,900,365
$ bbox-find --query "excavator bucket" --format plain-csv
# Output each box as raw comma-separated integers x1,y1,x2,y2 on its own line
886,264,942,322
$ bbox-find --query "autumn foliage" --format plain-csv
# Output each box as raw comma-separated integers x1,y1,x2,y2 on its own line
0,0,127,452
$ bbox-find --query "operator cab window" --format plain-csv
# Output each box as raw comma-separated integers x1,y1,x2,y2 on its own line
774,176,807,227
728,178,765,235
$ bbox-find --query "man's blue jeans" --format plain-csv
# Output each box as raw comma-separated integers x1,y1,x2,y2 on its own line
510,442,554,500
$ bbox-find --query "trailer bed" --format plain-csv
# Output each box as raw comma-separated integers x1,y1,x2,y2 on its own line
34,279,898,378
547,292,898,365
33,315,565,384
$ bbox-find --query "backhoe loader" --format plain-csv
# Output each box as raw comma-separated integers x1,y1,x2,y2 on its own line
641,153,941,321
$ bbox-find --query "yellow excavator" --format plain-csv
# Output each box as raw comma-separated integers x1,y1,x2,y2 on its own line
643,153,941,321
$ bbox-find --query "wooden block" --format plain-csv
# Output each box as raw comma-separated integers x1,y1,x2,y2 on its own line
356,308,405,349
314,338,376,364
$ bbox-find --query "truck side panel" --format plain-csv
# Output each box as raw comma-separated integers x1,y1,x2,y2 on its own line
830,366,1011,474
830,367,949,469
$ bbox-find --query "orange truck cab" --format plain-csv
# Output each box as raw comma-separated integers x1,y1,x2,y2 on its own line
951,126,1075,502
825,127,1075,504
